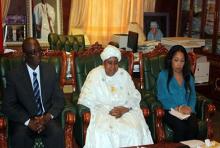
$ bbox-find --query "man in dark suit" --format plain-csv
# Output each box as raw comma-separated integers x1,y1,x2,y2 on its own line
2,37,64,148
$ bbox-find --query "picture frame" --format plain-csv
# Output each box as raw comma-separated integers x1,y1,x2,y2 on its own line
26,0,62,46
4,25,26,42
3,15,26,47
143,12,169,39
5,15,26,25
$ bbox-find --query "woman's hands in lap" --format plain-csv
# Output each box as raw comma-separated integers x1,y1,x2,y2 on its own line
176,105,192,115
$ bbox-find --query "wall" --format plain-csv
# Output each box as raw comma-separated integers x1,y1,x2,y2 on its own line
62,0,71,34
7,0,26,15
155,0,178,37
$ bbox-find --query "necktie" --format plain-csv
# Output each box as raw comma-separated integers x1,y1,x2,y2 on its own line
33,72,43,115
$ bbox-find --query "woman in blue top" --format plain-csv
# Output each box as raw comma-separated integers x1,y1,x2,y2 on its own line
157,45,198,142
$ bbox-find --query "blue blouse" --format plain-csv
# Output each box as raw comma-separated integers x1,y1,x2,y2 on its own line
157,70,196,112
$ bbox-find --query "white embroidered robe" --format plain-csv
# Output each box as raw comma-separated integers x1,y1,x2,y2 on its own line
78,66,153,148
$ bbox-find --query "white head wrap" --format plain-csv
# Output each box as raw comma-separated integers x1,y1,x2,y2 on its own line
100,45,121,62
150,21,158,28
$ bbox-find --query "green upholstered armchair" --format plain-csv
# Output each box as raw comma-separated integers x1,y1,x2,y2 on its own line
139,44,216,143
67,45,149,147
0,51,76,148
48,33,85,52
0,51,23,148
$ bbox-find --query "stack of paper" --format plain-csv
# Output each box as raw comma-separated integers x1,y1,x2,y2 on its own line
194,55,210,83
181,140,220,148
161,37,205,48
169,108,190,120
180,140,205,148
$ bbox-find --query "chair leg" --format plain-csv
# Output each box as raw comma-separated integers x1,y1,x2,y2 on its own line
0,117,7,148
64,112,76,148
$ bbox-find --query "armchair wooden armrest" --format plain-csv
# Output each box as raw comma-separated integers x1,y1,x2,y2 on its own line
142,107,150,119
82,112,91,145
206,103,216,139
155,107,166,143
0,116,7,148
64,111,76,148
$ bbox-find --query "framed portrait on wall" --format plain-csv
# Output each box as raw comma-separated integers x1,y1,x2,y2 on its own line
4,25,26,42
3,15,26,47
143,12,169,39
26,0,62,46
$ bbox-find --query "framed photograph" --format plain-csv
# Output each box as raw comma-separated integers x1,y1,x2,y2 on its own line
143,12,169,39
26,0,62,46
5,15,26,25
5,25,26,42
3,15,26,46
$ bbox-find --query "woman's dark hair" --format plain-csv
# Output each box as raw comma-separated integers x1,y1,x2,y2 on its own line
165,45,191,92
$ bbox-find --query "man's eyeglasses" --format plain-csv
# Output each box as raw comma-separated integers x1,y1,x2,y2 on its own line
25,48,42,56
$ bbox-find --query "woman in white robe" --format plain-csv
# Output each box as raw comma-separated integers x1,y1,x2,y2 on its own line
78,45,153,148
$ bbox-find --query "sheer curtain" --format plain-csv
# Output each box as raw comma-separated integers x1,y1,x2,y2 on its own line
144,0,156,12
1,0,11,52
1,0,11,26
68,0,88,31
68,0,144,45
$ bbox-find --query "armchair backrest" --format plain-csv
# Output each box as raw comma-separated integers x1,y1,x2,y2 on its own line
74,53,102,92
48,33,85,52
139,44,168,94
70,45,134,103
41,51,67,89
140,44,197,94
0,51,66,103
0,52,23,108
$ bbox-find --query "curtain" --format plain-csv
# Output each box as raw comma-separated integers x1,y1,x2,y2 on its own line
68,0,88,32
144,0,156,12
1,0,11,26
129,0,144,29
68,0,144,45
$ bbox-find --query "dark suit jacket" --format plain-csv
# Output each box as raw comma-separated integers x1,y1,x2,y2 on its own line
2,62,64,124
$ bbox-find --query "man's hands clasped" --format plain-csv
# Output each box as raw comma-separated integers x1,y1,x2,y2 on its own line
28,113,52,133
